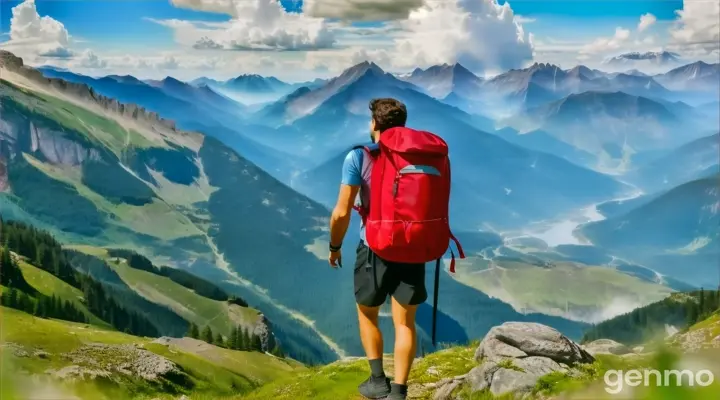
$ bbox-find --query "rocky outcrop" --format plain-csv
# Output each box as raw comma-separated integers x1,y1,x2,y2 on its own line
253,314,276,352
56,343,184,382
0,50,176,131
463,322,595,398
582,339,631,356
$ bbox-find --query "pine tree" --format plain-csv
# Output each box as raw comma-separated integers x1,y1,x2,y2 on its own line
214,332,225,347
251,333,263,352
699,289,706,315
229,326,239,350
7,288,18,309
271,343,284,358
201,326,214,344
241,328,251,351
188,323,200,339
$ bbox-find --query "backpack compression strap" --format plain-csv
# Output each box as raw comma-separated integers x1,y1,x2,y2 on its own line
448,231,465,273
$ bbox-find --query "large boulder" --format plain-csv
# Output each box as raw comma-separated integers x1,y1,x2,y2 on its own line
475,322,594,364
468,322,595,398
583,339,631,356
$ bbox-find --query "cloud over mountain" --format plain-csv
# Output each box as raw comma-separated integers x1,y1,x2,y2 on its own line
360,0,534,73
303,0,424,21
164,0,335,51
4,0,73,58
669,0,720,56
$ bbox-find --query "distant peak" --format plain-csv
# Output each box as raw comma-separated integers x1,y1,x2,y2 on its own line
342,60,386,77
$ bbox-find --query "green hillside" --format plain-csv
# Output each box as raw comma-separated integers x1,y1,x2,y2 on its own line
79,246,260,338
1,307,303,400
16,258,107,326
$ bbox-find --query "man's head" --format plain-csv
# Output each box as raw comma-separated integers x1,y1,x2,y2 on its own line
369,98,407,143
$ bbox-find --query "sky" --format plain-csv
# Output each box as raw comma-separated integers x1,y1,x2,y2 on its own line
0,0,718,81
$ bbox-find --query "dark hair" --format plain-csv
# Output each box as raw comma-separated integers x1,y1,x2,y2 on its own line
369,98,407,132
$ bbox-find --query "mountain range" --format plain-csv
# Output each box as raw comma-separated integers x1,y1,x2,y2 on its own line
2,45,718,372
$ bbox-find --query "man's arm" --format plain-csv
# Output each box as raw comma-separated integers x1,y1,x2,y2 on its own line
330,184,360,248
329,150,362,249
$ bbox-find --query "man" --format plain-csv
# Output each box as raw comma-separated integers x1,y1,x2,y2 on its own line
328,98,425,400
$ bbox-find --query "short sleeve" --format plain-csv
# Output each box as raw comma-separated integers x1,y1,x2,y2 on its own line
341,149,363,186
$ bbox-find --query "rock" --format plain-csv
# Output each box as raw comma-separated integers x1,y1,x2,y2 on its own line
433,379,463,400
253,314,277,353
475,337,529,361
48,365,113,381
472,356,563,397
468,362,502,392
3,343,29,358
583,339,631,356
61,343,182,381
33,350,51,359
477,322,594,365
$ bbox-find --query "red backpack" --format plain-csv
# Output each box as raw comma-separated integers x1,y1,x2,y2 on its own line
353,127,465,346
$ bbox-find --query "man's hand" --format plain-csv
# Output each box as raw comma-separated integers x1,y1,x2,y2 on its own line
329,249,342,268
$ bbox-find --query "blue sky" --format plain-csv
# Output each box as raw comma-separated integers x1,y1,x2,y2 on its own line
0,0,715,80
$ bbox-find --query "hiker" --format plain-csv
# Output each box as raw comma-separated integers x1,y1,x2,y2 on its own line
328,98,464,400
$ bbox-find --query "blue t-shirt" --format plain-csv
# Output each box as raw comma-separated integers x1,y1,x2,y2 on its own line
340,144,377,242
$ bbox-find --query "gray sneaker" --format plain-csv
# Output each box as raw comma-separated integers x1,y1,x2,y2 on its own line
386,393,407,400
358,376,391,399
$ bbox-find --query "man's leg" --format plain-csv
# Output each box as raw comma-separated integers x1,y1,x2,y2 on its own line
391,297,418,385
387,262,427,399
357,304,383,361
354,242,391,398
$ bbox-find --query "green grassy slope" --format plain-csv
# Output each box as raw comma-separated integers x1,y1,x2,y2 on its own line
1,307,303,400
16,258,107,327
109,256,260,337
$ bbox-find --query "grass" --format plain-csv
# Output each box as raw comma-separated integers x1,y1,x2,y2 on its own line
453,257,673,318
109,259,259,337
16,259,108,326
23,153,204,241
1,307,302,400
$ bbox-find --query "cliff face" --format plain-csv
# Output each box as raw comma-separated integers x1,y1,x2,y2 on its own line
0,51,176,131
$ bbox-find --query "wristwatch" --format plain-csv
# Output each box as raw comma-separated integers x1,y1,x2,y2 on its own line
329,243,342,252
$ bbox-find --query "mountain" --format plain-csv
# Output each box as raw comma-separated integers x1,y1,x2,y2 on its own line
146,76,245,115
401,63,483,98
628,133,720,192
0,50,340,363
579,175,720,287
255,61,419,127
494,128,596,168
655,61,720,91
0,51,591,364
35,65,308,182
604,51,681,67
225,74,291,93
280,63,627,230
504,91,702,171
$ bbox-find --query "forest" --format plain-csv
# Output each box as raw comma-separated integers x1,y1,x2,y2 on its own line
1,218,160,336
582,290,720,345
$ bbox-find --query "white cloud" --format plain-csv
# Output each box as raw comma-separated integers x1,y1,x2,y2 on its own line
302,0,424,21
669,0,720,56
363,0,534,73
74,49,108,69
637,13,656,33
4,0,72,57
162,0,335,51
579,27,631,55
515,15,536,24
